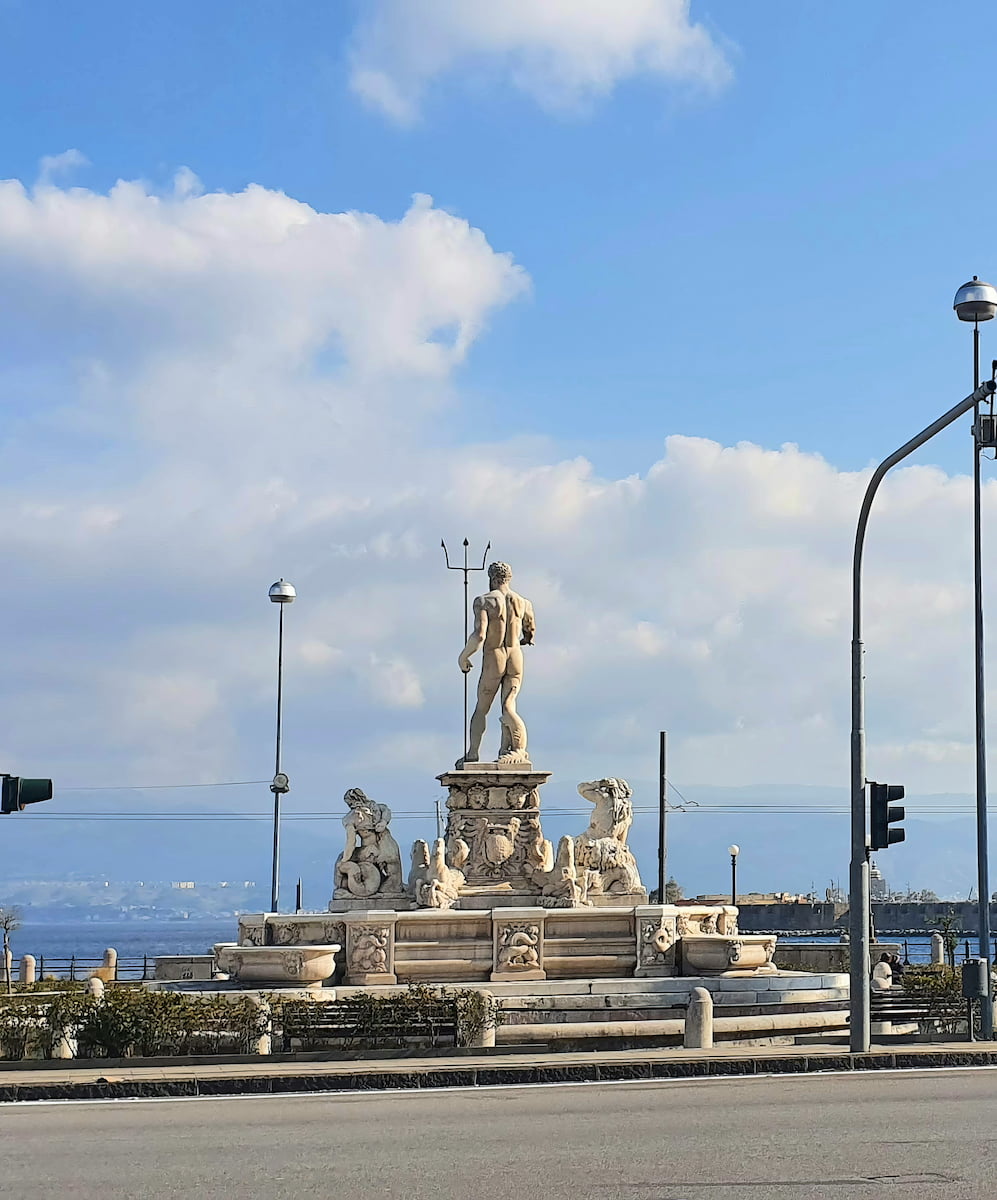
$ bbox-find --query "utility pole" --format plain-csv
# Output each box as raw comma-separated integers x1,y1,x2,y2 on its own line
657,731,667,903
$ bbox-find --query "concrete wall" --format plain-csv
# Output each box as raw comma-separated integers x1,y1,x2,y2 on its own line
772,942,900,974
736,903,846,932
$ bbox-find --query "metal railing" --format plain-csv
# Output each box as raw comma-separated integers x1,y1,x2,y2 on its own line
30,955,155,982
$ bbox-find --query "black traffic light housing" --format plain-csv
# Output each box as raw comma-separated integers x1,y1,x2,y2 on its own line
0,775,53,814
869,780,905,850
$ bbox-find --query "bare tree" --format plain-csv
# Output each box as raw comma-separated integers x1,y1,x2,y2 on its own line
0,906,21,994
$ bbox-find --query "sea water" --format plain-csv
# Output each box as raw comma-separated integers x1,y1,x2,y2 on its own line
7,919,232,968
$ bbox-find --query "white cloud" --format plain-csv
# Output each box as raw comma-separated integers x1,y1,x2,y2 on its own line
366,656,426,709
37,148,89,185
350,0,731,123
0,168,991,822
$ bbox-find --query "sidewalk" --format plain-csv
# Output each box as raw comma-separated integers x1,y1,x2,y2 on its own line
3,1040,997,1102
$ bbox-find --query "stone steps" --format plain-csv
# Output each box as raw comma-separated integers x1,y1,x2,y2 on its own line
496,1008,849,1046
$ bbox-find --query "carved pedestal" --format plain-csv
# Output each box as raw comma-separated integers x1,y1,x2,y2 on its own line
437,767,553,908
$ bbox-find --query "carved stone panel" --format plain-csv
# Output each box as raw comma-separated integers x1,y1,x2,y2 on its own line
344,916,397,985
491,909,546,981
238,918,265,947
634,908,678,977
271,918,346,947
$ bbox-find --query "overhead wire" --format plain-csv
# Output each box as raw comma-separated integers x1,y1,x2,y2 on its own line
13,803,988,820
8,775,980,820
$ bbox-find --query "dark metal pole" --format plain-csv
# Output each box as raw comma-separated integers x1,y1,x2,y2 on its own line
270,601,284,913
730,854,737,907
849,381,995,1053
657,731,667,903
972,322,994,1039
462,541,469,758
442,539,490,760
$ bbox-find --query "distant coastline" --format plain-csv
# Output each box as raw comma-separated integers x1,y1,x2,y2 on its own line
10,908,256,924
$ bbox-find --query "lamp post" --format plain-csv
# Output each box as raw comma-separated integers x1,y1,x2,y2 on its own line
954,276,997,1039
848,377,996,1052
268,579,295,913
728,844,739,907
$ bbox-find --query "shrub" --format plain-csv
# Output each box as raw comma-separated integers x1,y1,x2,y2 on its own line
902,966,965,1035
275,984,501,1051
0,988,269,1060
0,998,38,1060
74,991,268,1058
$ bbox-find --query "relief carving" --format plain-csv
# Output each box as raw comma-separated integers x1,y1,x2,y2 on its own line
639,918,675,965
675,910,733,937
445,812,538,881
482,816,522,873
322,922,346,946
272,919,343,947
505,784,531,809
466,784,489,809
496,924,541,971
349,926,391,974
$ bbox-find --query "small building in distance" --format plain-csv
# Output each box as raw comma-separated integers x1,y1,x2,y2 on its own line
869,859,889,901
694,891,814,905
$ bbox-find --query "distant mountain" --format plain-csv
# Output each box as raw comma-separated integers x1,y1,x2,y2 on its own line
0,801,341,912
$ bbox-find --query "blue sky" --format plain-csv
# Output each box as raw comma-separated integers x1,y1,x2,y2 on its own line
3,2,997,895
4,2,995,477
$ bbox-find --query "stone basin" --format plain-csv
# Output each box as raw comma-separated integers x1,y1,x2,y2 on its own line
215,944,340,987
680,934,777,976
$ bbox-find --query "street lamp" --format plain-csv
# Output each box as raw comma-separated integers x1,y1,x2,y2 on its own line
268,579,295,913
728,844,739,907
954,277,997,1039
849,376,996,1052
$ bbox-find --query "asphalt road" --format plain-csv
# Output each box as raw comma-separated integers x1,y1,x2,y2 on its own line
2,1070,997,1199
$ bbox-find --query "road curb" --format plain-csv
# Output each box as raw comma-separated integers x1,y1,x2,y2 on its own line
4,1046,997,1102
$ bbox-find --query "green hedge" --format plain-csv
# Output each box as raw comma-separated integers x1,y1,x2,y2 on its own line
0,990,268,1060
0,984,500,1061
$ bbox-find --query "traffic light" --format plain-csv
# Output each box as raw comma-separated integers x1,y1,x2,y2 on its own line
869,781,905,850
0,775,53,814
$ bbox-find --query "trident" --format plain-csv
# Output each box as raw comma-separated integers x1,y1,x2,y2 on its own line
441,537,491,760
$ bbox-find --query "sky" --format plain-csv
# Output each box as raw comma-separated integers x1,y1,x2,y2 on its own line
3,2,997,893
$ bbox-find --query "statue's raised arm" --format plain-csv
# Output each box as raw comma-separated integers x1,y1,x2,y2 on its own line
521,599,536,646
